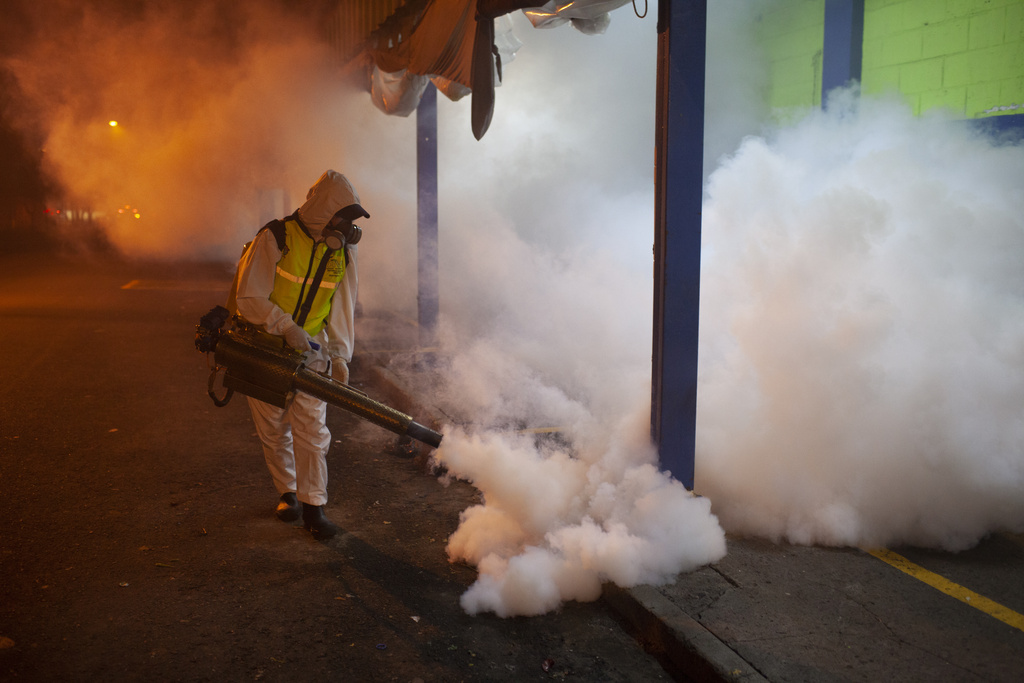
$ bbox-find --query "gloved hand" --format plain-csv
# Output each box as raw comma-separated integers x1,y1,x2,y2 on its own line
282,321,313,352
331,358,349,384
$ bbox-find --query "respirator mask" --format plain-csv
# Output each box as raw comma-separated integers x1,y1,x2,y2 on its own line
322,203,370,251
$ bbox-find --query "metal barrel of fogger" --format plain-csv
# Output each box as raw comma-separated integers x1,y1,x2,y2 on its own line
214,328,442,449
292,370,442,448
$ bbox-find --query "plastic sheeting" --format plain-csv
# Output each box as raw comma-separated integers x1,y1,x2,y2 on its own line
370,68,430,116
370,13,520,117
524,0,634,35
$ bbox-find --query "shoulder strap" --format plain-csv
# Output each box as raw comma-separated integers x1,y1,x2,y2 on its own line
224,217,289,316
259,218,287,252
293,246,337,328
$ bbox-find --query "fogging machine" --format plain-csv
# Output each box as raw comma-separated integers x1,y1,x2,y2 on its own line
195,305,442,449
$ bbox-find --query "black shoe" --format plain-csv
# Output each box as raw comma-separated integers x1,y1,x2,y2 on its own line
302,503,339,541
275,492,300,522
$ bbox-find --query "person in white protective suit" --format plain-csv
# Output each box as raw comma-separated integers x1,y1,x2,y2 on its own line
233,170,368,540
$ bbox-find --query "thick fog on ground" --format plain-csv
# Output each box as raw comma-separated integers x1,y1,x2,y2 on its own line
698,91,1024,552
5,0,1022,619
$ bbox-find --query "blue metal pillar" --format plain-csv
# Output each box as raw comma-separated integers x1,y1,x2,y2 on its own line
652,0,707,490
822,0,865,101
417,84,439,349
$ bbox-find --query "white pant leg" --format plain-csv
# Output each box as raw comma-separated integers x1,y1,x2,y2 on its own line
247,396,297,495
247,340,332,507
288,391,331,506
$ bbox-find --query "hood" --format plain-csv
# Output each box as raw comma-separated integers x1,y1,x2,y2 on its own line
296,170,366,236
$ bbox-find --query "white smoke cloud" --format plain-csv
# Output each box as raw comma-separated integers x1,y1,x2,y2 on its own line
428,207,728,616
697,91,1024,551
438,426,727,617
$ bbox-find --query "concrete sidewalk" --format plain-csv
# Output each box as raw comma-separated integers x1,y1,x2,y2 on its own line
606,534,1024,682
355,312,1024,683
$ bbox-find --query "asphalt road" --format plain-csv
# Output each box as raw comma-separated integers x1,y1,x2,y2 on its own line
0,254,672,682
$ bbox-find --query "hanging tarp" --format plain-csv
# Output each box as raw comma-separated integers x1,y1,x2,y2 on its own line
370,0,477,88
368,6,521,133
359,0,633,136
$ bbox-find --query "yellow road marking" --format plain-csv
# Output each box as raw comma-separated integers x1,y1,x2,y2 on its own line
867,548,1024,632
121,280,230,291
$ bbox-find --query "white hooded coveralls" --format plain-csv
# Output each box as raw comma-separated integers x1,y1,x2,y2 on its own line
234,170,362,507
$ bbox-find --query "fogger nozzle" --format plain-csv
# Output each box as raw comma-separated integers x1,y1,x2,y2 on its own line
211,326,442,449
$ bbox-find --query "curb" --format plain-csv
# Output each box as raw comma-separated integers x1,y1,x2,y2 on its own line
603,584,767,683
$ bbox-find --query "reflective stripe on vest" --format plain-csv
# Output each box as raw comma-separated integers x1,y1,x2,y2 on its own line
269,218,345,336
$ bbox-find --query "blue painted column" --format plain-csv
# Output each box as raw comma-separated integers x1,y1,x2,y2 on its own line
822,0,865,101
651,0,707,490
417,84,439,349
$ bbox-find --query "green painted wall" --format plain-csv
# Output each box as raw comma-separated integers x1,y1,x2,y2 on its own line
862,0,1024,118
757,0,826,119
756,0,1024,120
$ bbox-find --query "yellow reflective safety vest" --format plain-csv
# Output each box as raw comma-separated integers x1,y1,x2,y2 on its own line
270,216,345,337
